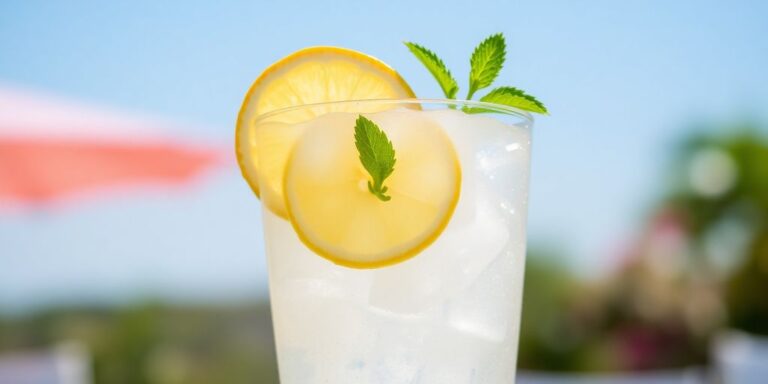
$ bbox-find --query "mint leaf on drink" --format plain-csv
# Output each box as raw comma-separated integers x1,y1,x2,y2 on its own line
354,115,396,201
477,86,548,114
467,33,506,100
404,32,548,114
404,42,459,99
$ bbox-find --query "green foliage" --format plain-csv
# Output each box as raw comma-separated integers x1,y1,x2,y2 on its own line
668,129,768,335
465,86,548,114
467,33,506,100
517,252,585,371
727,232,768,335
405,33,548,114
403,42,458,99
354,115,396,201
0,303,279,384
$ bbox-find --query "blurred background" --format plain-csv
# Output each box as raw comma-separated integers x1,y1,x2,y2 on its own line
1,0,767,383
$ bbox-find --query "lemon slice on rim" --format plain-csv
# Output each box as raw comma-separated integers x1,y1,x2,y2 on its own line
235,47,416,217
284,112,461,268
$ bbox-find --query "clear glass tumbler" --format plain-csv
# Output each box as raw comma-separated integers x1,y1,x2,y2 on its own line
250,99,533,384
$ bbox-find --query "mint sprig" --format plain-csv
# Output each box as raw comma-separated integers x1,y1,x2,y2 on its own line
475,87,548,114
404,42,458,99
354,115,396,202
467,33,505,100
405,33,548,114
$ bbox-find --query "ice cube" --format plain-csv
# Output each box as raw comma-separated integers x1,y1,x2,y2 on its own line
368,182,510,314
446,240,526,343
264,210,371,303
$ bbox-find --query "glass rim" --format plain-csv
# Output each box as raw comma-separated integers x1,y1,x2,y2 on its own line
252,98,534,126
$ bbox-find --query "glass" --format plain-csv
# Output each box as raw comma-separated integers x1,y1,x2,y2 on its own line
252,99,533,384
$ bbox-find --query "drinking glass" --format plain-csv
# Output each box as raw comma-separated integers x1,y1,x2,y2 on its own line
250,99,533,384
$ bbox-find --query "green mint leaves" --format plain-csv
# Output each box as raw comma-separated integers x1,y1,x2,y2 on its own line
467,33,506,100
354,115,396,201
404,42,459,99
404,33,548,114
478,86,548,114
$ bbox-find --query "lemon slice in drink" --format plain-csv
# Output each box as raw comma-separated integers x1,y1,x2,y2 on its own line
235,47,416,217
284,112,461,268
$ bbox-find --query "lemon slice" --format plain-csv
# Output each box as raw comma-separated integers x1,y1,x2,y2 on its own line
236,47,416,217
284,112,461,268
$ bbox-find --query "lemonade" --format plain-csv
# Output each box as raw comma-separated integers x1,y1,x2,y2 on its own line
258,105,531,383
236,36,543,383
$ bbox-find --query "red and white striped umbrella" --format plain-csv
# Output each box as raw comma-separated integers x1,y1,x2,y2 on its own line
0,85,227,212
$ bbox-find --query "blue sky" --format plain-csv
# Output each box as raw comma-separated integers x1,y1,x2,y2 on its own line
1,0,767,311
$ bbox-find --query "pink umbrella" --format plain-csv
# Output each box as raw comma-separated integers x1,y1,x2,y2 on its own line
0,85,227,212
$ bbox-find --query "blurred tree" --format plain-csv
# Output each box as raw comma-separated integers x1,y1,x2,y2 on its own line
0,303,279,384
518,125,768,372
517,251,589,371
672,130,768,335
667,130,768,335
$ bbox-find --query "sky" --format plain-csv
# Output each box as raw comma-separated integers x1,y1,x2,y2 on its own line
1,0,767,311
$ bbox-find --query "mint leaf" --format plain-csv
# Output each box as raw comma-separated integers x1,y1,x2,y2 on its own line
354,115,396,201
404,33,549,116
477,86,548,114
404,42,459,99
467,33,506,100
